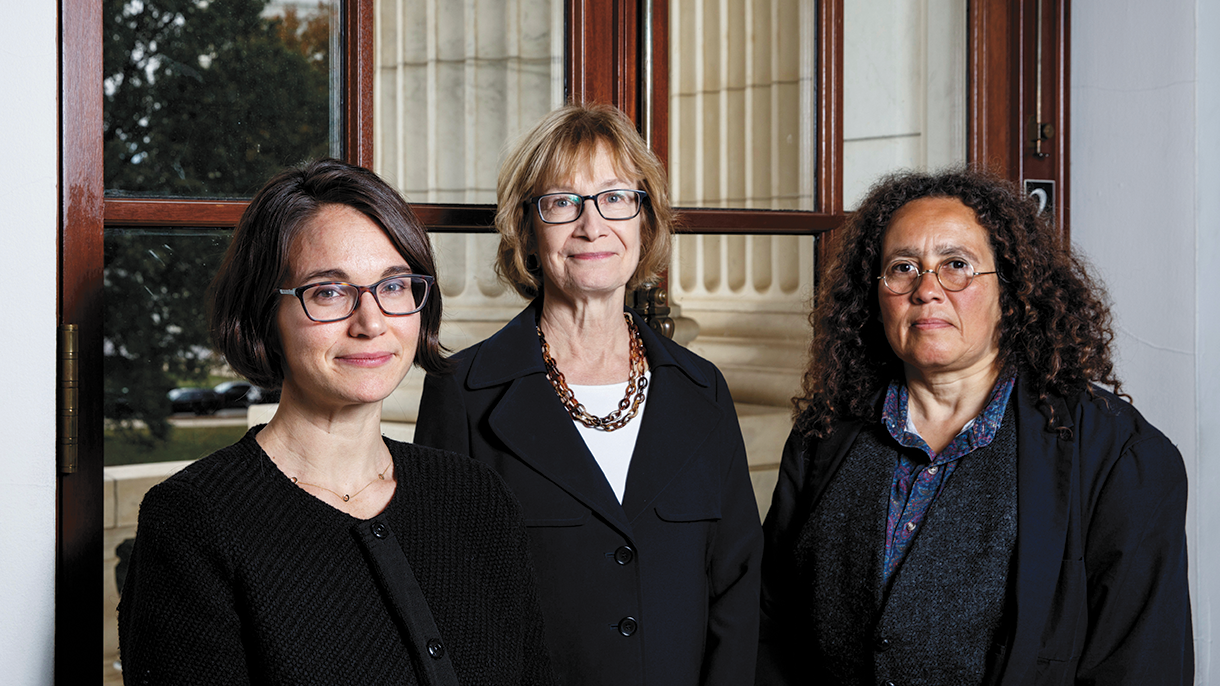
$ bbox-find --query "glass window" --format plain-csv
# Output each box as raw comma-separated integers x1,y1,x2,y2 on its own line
373,0,564,203
842,0,967,209
103,228,254,466
103,0,341,198
668,0,817,210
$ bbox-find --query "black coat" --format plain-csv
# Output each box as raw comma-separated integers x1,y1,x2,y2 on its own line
119,430,556,685
416,303,763,686
756,376,1193,685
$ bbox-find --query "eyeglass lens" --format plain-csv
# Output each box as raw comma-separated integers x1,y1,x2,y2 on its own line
536,190,642,223
883,260,976,293
300,276,429,321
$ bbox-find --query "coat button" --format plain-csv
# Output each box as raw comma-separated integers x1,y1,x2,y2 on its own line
875,636,890,652
613,545,635,565
617,617,638,637
427,638,445,659
371,522,389,539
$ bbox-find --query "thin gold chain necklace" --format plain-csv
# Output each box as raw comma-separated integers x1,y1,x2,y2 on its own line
283,460,393,503
537,312,649,432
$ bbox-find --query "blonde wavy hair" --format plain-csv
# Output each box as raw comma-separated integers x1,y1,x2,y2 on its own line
494,103,674,300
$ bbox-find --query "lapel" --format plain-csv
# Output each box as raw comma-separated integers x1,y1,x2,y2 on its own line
470,304,630,536
618,313,719,524
471,304,722,538
999,375,1076,686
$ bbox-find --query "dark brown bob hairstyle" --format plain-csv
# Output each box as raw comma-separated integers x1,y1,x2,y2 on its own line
209,158,445,388
494,103,675,300
794,167,1122,438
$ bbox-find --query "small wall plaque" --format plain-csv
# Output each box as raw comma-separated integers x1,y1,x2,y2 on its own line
1024,179,1055,215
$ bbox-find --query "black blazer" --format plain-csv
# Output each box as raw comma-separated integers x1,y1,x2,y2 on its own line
757,376,1193,685
416,303,763,686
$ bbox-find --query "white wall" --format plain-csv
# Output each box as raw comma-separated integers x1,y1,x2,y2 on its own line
0,2,61,684
1071,1,1215,682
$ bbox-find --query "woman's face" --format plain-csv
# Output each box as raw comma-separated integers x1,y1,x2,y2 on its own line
276,204,420,414
877,197,1003,383
533,143,643,304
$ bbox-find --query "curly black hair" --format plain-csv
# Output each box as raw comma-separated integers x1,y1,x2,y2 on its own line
794,168,1122,438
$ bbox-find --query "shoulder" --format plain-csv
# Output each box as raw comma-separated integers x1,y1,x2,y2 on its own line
386,439,521,511
1070,385,1179,460
1052,386,1187,507
635,320,725,397
142,430,266,511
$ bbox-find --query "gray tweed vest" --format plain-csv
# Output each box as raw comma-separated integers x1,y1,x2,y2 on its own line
793,405,1018,686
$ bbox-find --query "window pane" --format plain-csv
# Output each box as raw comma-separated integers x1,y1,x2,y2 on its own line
103,228,256,466
668,0,817,210
843,0,967,209
103,0,340,199
373,0,564,203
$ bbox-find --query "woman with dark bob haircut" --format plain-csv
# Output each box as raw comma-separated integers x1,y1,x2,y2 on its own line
119,159,556,685
415,104,762,686
757,168,1192,685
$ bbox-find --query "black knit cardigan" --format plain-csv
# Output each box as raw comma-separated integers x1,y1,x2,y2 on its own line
118,427,556,685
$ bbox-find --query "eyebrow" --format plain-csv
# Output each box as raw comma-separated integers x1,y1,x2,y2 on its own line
295,264,414,285
886,244,984,264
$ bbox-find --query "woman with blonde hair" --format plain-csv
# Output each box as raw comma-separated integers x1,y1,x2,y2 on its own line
416,104,762,686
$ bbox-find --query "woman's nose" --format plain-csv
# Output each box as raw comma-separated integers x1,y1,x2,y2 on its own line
347,291,388,336
911,269,945,301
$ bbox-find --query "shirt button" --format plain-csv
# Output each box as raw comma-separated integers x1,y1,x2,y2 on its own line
927,465,939,475
617,617,638,637
614,545,635,565
875,636,891,652
371,522,389,539
905,521,916,532
427,638,445,659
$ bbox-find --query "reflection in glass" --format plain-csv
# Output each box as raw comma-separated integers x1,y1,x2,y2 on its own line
104,228,246,465
103,0,339,198
842,0,966,209
668,0,816,210
374,0,564,204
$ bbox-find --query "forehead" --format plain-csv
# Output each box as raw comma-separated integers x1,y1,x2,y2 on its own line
538,139,637,191
287,205,404,274
881,197,994,261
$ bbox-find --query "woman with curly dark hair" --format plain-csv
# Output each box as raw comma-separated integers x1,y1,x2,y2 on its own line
756,169,1192,685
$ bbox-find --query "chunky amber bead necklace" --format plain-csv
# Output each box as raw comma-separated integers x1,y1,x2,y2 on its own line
537,313,648,432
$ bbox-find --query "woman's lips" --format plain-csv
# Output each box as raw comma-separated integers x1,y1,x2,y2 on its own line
337,352,393,367
912,318,952,330
569,251,615,260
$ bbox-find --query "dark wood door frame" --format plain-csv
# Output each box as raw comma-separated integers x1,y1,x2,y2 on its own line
970,0,1070,237
58,0,104,682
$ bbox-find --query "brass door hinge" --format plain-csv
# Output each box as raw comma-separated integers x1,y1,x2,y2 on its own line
59,324,79,474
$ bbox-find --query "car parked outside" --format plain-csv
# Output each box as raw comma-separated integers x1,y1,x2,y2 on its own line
166,387,220,415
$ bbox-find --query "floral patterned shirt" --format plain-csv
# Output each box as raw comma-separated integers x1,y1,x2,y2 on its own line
880,372,1017,584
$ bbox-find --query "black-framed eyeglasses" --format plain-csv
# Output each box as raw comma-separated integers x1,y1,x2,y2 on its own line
877,259,999,295
277,274,434,323
526,189,648,224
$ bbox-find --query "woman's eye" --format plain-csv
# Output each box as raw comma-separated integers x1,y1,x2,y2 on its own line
313,286,343,300
551,196,574,208
378,278,408,295
945,259,970,271
890,262,917,274
603,191,627,204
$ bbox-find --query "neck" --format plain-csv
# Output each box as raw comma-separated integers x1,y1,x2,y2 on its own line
538,290,635,385
256,395,391,487
903,363,1002,447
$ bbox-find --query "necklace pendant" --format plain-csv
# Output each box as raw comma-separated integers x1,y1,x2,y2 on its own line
342,494,350,502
